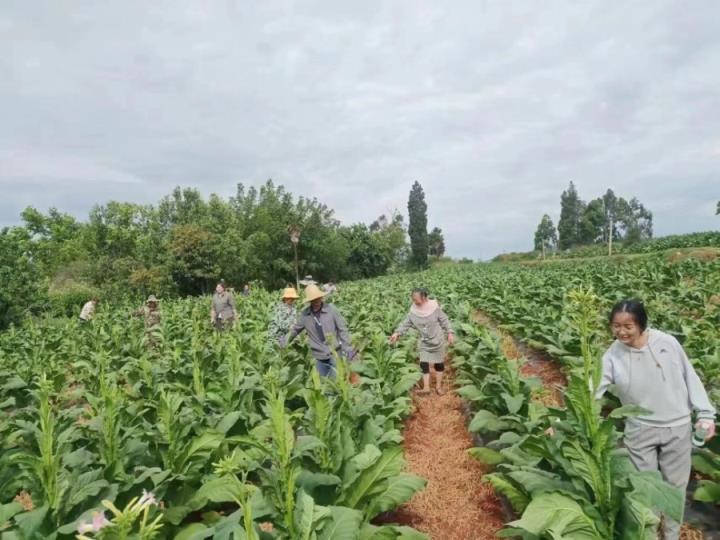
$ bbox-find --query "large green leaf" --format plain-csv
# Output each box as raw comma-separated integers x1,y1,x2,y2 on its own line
628,471,683,521
341,446,405,510
295,489,331,540
366,473,426,518
507,492,602,538
467,447,505,467
485,473,529,513
468,410,508,434
693,480,720,503
317,506,363,540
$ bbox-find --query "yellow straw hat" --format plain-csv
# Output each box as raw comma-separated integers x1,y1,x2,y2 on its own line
282,286,299,300
304,284,326,303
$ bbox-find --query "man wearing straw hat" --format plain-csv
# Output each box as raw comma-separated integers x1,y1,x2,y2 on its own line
281,283,356,377
269,286,299,346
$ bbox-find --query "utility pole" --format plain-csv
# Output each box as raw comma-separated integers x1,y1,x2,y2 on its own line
289,226,301,291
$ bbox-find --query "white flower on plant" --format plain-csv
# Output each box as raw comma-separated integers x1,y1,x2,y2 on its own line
138,489,158,508
77,511,110,534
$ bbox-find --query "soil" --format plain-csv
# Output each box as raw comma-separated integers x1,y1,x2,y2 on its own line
377,367,505,539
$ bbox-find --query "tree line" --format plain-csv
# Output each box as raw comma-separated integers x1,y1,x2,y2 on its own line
0,180,445,328
534,182,654,258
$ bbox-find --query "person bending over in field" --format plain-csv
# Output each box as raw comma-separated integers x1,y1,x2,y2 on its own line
389,288,455,395
268,286,299,346
597,299,716,540
79,297,99,323
281,284,356,378
210,280,237,331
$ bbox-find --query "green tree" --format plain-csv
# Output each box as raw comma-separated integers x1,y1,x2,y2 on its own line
168,224,218,295
557,181,585,250
407,181,429,268
533,215,557,259
0,227,46,329
370,212,408,268
428,227,446,257
619,197,653,245
579,199,606,245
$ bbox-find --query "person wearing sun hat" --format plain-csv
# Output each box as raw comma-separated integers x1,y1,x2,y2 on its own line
133,294,162,348
299,275,317,287
269,285,300,346
281,283,356,377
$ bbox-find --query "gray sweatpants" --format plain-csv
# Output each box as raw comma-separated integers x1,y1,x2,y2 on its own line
623,422,692,540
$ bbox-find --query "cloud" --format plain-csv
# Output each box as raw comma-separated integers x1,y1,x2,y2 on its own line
1,0,719,259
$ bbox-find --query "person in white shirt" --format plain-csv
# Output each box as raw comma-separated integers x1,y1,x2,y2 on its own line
79,298,98,322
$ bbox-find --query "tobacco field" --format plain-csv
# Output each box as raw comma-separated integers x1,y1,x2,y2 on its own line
0,251,718,539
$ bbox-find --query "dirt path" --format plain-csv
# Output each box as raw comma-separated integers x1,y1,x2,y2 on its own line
380,368,505,539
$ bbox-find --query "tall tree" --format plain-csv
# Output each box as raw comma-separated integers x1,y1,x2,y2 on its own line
428,227,446,257
533,215,557,259
557,182,585,250
620,198,653,245
407,181,429,268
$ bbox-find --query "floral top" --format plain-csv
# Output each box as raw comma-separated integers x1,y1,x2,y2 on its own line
269,302,297,344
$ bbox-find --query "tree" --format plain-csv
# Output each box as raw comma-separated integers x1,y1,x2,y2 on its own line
428,227,446,257
370,212,408,268
620,198,653,245
407,181,429,268
579,199,606,245
557,182,585,250
168,224,218,295
0,227,46,329
533,215,557,259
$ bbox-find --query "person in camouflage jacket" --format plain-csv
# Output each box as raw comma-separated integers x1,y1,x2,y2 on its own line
134,295,162,349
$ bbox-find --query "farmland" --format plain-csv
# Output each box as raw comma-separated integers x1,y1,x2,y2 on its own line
1,250,719,539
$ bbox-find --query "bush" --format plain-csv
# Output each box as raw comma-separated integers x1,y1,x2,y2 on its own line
47,280,102,318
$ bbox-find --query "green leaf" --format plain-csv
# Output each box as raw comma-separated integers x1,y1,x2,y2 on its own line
501,392,524,415
628,471,683,521
215,411,243,434
468,410,507,434
14,504,49,538
467,447,505,467
485,473,529,513
295,489,330,540
175,522,211,540
693,480,720,503
294,435,326,457
317,506,363,540
692,450,720,480
0,502,24,524
366,474,426,518
507,492,602,538
341,446,405,510
609,405,652,419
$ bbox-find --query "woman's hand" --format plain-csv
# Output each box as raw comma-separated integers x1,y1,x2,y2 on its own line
388,333,400,344
696,419,716,441
447,333,455,346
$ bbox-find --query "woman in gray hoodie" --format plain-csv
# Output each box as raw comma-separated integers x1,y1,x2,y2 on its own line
596,299,716,540
389,288,455,395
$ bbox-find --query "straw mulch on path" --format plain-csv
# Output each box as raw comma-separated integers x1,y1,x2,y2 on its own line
381,368,505,540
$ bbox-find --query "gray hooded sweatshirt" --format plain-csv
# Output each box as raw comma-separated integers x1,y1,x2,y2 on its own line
596,328,716,427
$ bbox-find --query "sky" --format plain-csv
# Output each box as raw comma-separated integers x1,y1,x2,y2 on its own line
1,1,719,260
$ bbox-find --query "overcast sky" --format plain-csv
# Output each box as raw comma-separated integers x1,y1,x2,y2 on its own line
1,1,719,259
